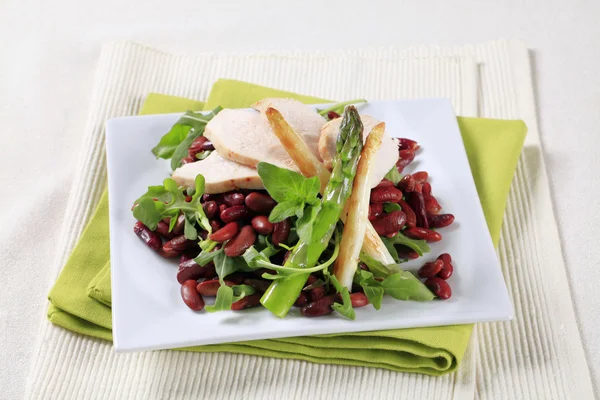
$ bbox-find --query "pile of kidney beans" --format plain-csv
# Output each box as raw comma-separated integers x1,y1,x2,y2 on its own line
132,136,455,315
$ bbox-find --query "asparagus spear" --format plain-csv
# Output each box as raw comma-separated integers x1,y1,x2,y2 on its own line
260,106,364,317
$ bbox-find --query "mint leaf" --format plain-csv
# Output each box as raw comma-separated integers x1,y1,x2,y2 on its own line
329,274,355,320
383,203,402,213
384,165,403,185
257,162,319,204
296,203,322,243
381,271,435,301
269,200,304,223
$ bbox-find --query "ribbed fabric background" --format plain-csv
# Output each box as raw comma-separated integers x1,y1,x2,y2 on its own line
24,40,594,399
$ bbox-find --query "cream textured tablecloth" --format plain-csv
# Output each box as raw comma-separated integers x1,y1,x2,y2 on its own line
19,40,593,399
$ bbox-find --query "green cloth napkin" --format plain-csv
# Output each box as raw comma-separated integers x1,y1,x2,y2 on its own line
48,79,526,375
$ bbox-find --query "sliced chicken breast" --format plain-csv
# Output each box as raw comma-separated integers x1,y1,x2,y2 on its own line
172,151,263,194
204,108,300,171
252,98,325,159
319,115,399,188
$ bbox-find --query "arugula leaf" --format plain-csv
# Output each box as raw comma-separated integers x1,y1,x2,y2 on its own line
152,108,221,161
205,285,234,312
133,197,164,230
204,284,257,312
381,271,435,301
383,203,402,213
355,270,384,310
328,274,356,320
184,215,198,240
134,186,170,204
269,200,304,222
132,175,212,235
257,162,319,204
213,251,249,280
359,251,394,278
194,247,223,266
381,231,430,261
384,165,403,185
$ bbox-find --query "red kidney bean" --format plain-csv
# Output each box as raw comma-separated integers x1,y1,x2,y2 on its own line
436,253,453,280
300,294,339,317
414,182,423,193
177,260,215,284
272,218,291,246
418,260,444,278
437,253,452,264
202,201,217,219
428,213,455,228
425,277,452,299
218,203,228,214
202,193,223,204
375,179,395,188
412,171,428,183
245,192,277,214
200,140,215,151
396,245,419,260
185,195,193,202
210,219,222,232
437,262,453,280
294,292,309,307
350,292,369,308
231,293,262,310
155,220,175,240
243,278,271,293
406,192,428,228
188,136,208,159
227,272,247,285
305,275,326,301
223,192,246,207
173,214,186,235
164,235,196,252
209,221,239,242
370,186,404,203
424,195,442,215
404,227,442,242
158,248,181,258
224,225,257,257
251,215,274,235
397,174,415,192
220,205,248,224
422,182,432,196
327,111,341,120
395,149,415,174
181,280,205,311
371,211,407,236
133,222,162,251
181,156,195,165
196,279,235,296
398,138,419,151
368,203,384,221
397,200,416,229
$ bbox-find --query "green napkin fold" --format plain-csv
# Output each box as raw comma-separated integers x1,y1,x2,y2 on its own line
48,79,526,375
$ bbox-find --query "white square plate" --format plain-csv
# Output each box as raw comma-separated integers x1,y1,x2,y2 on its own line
106,99,513,352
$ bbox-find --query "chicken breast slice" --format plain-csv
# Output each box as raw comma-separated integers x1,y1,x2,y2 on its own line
252,98,325,160
204,108,300,171
172,151,263,194
319,115,399,188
